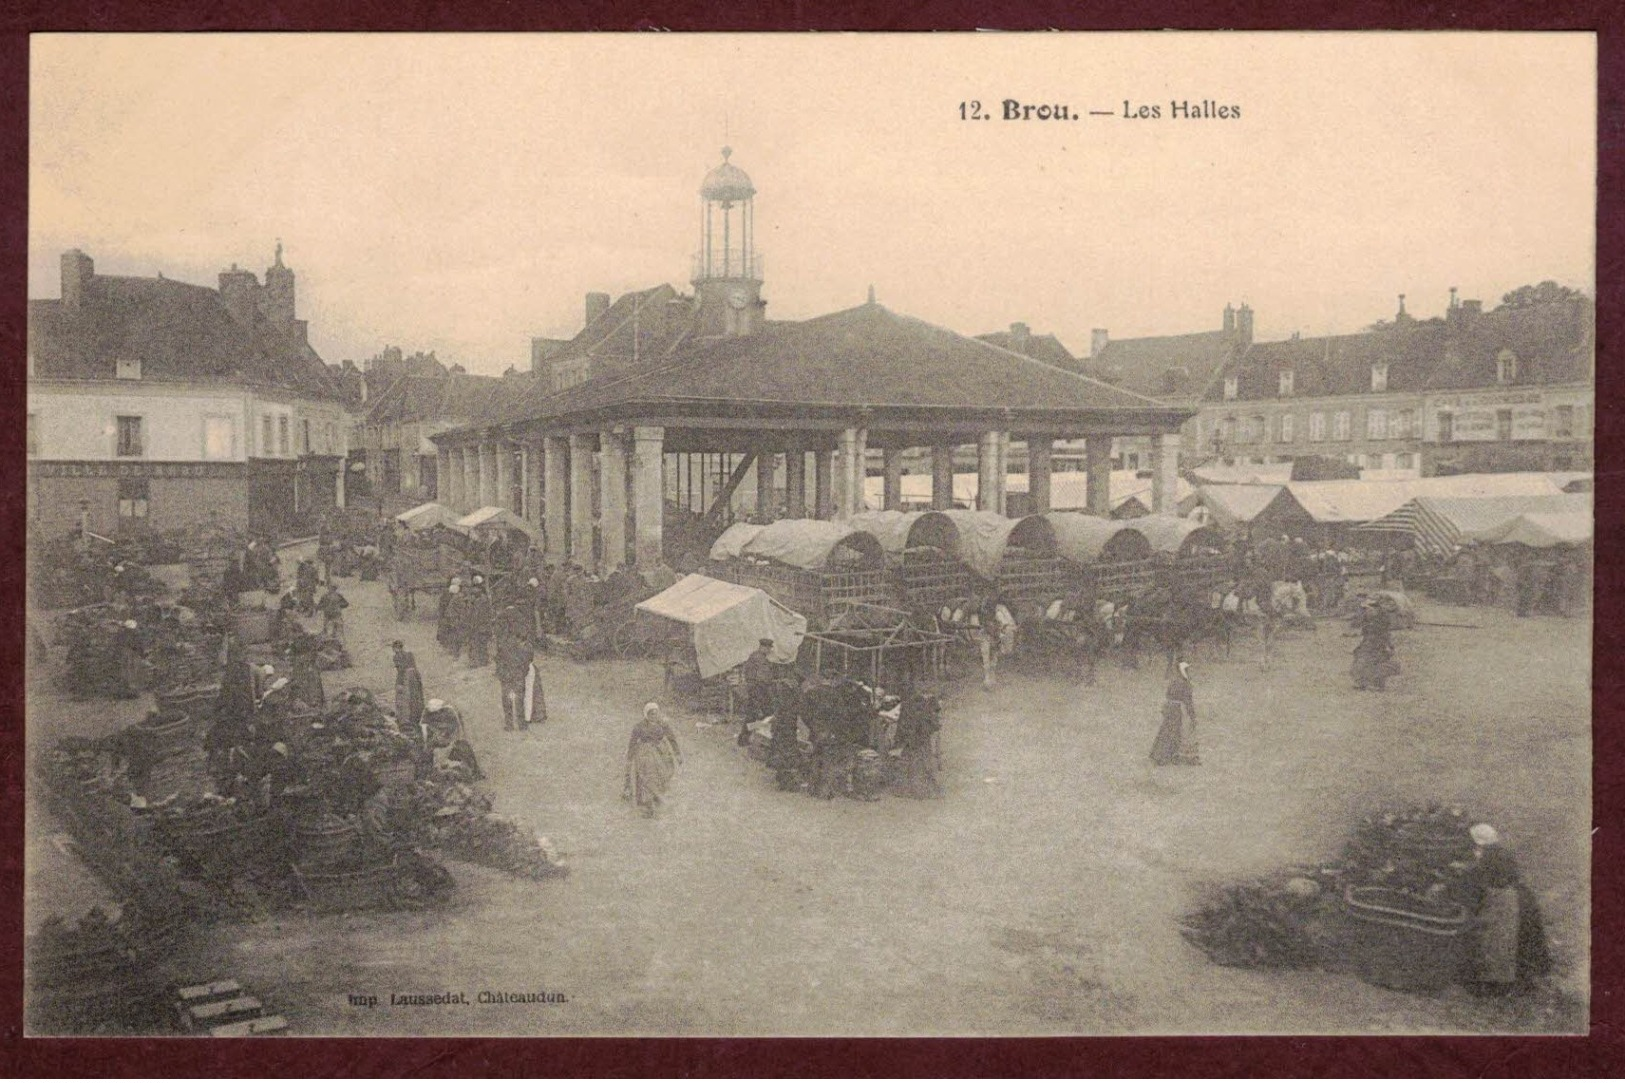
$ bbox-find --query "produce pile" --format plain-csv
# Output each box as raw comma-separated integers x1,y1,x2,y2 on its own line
1181,804,1488,972
411,775,568,880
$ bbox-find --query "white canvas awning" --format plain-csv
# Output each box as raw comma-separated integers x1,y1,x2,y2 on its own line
455,506,541,540
396,502,461,532
637,574,808,678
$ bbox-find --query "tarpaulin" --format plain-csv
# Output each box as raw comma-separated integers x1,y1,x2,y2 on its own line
636,573,807,678
735,519,884,570
709,522,765,562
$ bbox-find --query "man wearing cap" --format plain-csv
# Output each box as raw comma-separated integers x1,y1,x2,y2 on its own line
393,642,425,735
495,623,545,731
738,638,777,747
462,576,494,667
317,582,350,643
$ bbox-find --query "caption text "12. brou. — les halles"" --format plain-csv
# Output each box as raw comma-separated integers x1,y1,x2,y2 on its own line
959,99,1241,121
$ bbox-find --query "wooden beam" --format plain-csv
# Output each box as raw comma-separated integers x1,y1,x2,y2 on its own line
704,451,757,524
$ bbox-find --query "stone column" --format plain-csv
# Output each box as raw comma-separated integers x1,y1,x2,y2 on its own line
544,435,569,566
495,440,515,512
523,440,544,527
1086,436,1113,517
1027,435,1053,514
977,431,1003,513
882,447,904,511
569,433,596,565
835,427,867,518
813,450,834,519
755,444,778,521
931,445,954,510
599,429,628,572
632,427,665,567
1151,432,1182,514
784,447,806,519
437,447,451,504
462,446,479,512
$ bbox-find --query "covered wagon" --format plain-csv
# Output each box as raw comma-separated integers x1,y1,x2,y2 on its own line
712,519,893,626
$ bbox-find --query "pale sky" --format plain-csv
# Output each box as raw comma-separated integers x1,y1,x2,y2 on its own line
30,33,1595,375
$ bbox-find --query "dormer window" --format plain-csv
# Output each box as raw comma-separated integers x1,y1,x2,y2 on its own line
116,358,142,380
1371,362,1388,393
1278,369,1294,397
1497,350,1518,385
1223,375,1238,401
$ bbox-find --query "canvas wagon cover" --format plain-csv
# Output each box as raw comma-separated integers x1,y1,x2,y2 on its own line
636,573,808,678
709,522,766,562
396,502,460,532
1463,509,1592,548
456,506,541,540
735,519,883,570
1044,513,1150,566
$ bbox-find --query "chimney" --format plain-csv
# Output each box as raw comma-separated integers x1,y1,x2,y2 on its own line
61,249,94,309
1223,303,1236,334
585,291,611,329
1090,328,1109,358
1009,322,1031,354
218,263,260,326
1449,286,1460,310
1237,303,1254,346
1397,293,1408,319
1461,299,1482,322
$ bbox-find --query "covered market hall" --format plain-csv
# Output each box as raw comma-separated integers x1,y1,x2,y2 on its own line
428,300,1193,573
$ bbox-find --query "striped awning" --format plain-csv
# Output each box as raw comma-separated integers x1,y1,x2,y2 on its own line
1354,499,1458,557
1356,493,1591,557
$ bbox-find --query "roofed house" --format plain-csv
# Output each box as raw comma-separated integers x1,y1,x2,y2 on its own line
1081,304,1252,470
27,245,354,539
430,148,1194,573
1194,289,1593,477
357,367,532,502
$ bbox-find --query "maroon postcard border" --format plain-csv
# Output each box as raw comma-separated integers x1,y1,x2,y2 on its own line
0,4,1619,1077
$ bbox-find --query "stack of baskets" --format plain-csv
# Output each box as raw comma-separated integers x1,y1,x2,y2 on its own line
1341,885,1469,991
290,811,399,913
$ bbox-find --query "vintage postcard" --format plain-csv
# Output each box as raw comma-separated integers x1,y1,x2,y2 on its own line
24,32,1594,1038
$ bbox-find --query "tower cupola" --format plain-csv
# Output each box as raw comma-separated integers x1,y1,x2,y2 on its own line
693,146,764,336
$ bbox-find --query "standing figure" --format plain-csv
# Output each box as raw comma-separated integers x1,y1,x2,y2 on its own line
1350,598,1398,691
564,565,597,637
463,577,494,667
285,632,327,711
1460,823,1551,995
546,563,569,635
973,593,1014,691
1150,660,1200,766
114,619,148,698
623,702,683,818
767,675,805,792
738,638,777,746
437,578,462,654
317,583,350,643
393,642,425,736
294,558,320,616
495,625,546,730
894,684,943,799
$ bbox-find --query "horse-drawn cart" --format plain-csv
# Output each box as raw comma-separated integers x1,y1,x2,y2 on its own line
387,546,458,619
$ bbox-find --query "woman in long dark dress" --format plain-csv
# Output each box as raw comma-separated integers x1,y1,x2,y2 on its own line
1150,660,1200,766
1460,823,1552,994
894,685,943,798
624,702,683,817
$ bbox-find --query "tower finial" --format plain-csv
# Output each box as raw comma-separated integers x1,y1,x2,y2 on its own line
867,284,876,305
274,238,284,267
721,145,732,161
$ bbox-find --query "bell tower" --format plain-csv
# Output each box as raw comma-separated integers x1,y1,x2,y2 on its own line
693,147,765,337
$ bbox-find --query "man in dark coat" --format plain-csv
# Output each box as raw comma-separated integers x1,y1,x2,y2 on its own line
738,638,777,746
546,564,569,635
317,584,350,643
463,577,494,666
894,684,943,798
393,641,426,735
494,623,545,730
294,558,320,616
767,674,805,791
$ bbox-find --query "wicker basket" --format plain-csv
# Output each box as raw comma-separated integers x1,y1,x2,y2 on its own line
136,711,197,758
372,757,417,790
159,813,287,878
293,857,400,913
294,815,364,870
1342,885,1468,991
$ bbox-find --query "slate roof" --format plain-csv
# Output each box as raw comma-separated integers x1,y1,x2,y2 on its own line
482,302,1182,434
1086,329,1241,403
29,273,343,402
365,371,527,426
974,329,1079,370
1208,299,1592,403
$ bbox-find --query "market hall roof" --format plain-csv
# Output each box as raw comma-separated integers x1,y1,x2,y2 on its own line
1085,329,1243,403
462,301,1190,437
28,273,344,402
364,370,528,426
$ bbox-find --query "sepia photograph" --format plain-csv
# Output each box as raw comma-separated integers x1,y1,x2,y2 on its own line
23,31,1595,1038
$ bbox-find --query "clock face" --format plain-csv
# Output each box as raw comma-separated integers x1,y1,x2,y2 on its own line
727,288,749,309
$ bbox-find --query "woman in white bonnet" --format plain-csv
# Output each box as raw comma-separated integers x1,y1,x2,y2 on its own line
624,702,683,818
1462,822,1551,995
